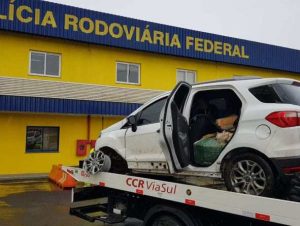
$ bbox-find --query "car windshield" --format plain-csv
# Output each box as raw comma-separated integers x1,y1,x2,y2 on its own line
249,82,300,106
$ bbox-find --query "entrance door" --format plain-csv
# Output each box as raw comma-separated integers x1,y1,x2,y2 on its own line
161,82,192,171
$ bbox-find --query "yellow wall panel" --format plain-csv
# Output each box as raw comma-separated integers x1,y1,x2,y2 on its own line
90,116,123,140
0,113,123,175
0,30,299,176
0,31,298,93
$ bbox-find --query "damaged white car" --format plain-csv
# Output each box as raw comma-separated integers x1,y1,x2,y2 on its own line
84,78,300,197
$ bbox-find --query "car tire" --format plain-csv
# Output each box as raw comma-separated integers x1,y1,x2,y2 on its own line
290,174,300,186
289,187,300,195
290,178,300,186
101,149,129,174
83,150,111,175
223,152,275,196
287,173,300,202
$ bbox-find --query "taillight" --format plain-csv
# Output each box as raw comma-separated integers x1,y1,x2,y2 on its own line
266,111,300,128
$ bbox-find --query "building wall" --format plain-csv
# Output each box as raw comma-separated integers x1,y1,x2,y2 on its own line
0,112,122,175
1,30,300,176
0,31,299,92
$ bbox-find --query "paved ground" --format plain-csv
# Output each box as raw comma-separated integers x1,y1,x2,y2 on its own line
0,179,142,226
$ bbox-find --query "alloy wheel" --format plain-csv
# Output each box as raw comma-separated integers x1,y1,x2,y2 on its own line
83,150,106,175
230,160,267,195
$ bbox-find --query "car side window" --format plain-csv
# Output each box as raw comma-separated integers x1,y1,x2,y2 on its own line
137,97,167,126
249,85,282,103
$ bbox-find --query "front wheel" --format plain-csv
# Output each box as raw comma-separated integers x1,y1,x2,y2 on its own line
83,150,111,175
223,153,275,196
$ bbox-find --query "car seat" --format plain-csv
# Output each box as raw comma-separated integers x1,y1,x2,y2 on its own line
189,99,221,144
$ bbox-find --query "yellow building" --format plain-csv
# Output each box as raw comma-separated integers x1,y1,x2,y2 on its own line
0,0,300,176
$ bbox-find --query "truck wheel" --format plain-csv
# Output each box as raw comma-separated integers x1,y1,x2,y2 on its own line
223,153,275,196
144,205,200,226
150,215,185,226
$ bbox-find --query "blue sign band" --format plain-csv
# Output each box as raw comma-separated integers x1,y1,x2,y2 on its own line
0,0,300,73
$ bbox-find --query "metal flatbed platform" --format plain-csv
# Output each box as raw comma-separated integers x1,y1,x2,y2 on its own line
63,166,300,226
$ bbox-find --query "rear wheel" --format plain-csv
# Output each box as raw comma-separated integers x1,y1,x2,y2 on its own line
144,205,200,226
223,152,275,196
150,215,185,226
288,173,300,202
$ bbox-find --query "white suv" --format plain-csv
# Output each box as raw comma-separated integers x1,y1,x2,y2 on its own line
85,78,300,196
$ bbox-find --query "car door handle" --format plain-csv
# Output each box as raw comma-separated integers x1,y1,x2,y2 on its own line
156,129,160,133
166,124,172,127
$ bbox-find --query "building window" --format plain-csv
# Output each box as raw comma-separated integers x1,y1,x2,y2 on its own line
29,51,61,77
176,69,196,84
116,62,140,85
26,127,59,153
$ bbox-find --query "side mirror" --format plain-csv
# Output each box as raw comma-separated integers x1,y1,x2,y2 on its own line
127,115,137,132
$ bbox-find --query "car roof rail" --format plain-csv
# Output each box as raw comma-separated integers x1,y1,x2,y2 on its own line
194,76,261,86
232,75,262,80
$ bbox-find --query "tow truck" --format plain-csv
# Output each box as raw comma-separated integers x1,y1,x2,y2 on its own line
63,166,300,226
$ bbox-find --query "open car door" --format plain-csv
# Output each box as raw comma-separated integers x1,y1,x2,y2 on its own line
160,82,192,172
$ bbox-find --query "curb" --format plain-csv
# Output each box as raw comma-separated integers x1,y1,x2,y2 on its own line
0,174,48,182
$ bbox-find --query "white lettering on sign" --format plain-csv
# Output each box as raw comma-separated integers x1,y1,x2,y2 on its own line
126,177,177,194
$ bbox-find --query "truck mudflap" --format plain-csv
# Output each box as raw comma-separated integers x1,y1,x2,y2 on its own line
70,186,127,224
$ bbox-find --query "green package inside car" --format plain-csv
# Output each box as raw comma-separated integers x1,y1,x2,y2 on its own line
193,137,225,166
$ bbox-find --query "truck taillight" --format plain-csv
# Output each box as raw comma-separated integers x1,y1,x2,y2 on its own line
266,111,300,128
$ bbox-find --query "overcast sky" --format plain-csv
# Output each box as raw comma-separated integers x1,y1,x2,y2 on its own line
46,0,300,50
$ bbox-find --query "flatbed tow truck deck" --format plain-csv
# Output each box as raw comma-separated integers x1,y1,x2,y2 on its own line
63,166,300,226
